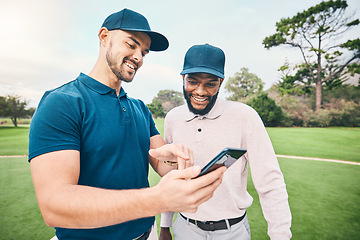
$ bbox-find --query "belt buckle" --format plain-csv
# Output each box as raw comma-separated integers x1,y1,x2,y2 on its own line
208,221,215,231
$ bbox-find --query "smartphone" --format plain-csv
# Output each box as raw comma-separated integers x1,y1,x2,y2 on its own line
196,147,247,178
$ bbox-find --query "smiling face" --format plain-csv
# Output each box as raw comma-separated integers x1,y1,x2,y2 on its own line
183,73,223,115
105,30,151,82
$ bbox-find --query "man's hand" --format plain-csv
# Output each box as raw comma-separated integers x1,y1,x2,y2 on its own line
159,227,172,240
153,165,226,213
149,143,194,170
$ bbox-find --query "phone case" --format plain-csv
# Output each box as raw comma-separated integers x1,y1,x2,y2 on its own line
197,147,247,177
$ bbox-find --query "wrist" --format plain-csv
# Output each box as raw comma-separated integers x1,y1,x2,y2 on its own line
147,184,166,215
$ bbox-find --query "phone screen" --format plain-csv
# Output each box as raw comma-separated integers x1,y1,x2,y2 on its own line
196,148,246,177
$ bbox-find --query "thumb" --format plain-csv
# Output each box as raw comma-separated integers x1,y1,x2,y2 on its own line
175,166,201,179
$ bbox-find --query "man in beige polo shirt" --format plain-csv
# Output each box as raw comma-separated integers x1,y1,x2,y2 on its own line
160,44,292,240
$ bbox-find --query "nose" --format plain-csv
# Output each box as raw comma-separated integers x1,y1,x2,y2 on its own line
133,49,143,63
194,83,207,95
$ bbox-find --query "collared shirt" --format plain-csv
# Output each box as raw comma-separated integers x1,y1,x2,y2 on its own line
164,98,292,239
29,73,158,239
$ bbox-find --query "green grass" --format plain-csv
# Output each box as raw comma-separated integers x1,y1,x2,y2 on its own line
2,157,358,239
246,158,360,239
267,127,360,162
0,126,29,155
1,120,360,239
0,157,55,239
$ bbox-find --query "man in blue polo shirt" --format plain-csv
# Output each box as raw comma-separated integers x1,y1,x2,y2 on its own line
29,9,225,240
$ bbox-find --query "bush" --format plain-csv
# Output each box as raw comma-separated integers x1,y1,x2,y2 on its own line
269,89,360,127
248,93,288,127
328,100,360,127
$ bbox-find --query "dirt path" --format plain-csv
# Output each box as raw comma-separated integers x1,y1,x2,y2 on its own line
276,155,360,166
0,155,28,158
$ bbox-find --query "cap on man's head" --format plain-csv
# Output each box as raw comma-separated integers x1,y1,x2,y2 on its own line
101,8,169,51
180,44,225,79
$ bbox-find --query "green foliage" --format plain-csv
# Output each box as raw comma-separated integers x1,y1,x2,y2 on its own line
322,84,360,103
147,100,165,119
263,0,360,111
150,89,184,114
276,62,314,95
248,93,286,127
0,95,31,127
225,67,264,101
341,38,360,51
263,0,351,49
272,85,360,127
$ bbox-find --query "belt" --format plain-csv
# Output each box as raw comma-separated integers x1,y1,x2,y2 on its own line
133,228,151,240
180,212,246,231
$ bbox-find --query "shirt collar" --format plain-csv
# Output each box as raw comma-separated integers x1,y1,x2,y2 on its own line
78,72,128,98
184,97,225,122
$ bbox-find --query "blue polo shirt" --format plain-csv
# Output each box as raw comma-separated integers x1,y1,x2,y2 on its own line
29,73,159,239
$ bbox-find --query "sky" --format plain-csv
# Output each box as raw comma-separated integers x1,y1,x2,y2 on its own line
0,0,359,108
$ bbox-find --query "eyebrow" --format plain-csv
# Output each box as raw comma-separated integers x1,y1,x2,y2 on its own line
187,76,219,82
129,36,150,54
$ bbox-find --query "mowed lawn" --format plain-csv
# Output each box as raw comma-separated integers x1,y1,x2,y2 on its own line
0,123,359,239
266,127,360,162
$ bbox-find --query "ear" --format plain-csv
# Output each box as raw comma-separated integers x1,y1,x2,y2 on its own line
98,27,109,47
219,78,224,86
182,74,186,84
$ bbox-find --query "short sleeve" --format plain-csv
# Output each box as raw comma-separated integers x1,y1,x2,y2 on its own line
28,90,82,161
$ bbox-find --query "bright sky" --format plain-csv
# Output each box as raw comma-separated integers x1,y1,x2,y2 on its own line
1,0,359,108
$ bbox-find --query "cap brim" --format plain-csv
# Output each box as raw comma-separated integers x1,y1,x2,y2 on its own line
180,67,224,79
118,27,169,51
145,31,169,51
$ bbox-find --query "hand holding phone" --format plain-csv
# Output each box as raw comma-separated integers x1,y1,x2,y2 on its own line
196,147,247,178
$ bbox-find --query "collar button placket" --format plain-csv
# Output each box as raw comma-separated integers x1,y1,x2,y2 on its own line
195,119,204,143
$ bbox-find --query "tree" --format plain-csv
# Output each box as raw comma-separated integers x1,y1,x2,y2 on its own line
150,90,184,114
248,93,287,127
276,61,313,96
0,95,29,127
263,0,360,111
225,67,264,102
146,100,165,118
0,96,7,116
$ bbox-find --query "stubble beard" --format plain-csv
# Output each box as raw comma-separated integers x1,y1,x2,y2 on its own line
105,43,134,83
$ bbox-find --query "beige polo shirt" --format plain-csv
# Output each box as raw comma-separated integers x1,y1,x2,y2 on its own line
163,98,292,239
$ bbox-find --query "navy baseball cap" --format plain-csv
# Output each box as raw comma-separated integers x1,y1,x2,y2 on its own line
180,44,225,79
101,8,169,51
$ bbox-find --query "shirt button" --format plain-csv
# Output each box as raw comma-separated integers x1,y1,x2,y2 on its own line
198,128,202,132
123,107,126,112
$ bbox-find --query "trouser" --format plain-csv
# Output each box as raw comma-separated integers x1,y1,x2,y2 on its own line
173,214,251,240
49,220,158,240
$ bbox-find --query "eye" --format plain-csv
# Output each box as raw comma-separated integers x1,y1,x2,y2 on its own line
127,42,135,49
207,82,218,87
187,79,198,85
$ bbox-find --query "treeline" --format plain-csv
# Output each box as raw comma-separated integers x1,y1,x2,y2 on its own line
244,85,360,127
147,66,360,127
0,95,35,127
223,67,360,127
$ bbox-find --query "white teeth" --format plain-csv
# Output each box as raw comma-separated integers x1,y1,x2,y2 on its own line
193,96,207,102
125,62,135,70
